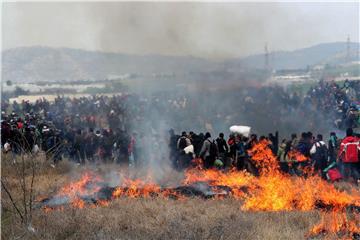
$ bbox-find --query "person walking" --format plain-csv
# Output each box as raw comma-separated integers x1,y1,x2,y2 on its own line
338,128,360,183
310,134,328,178
200,132,217,168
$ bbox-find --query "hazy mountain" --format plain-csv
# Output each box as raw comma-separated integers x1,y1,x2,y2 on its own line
2,47,219,83
2,42,359,83
226,42,360,70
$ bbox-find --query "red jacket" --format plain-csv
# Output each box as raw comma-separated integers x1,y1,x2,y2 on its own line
17,122,23,129
228,138,235,146
338,136,360,163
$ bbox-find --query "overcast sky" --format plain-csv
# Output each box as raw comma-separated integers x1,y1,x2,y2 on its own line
2,2,359,59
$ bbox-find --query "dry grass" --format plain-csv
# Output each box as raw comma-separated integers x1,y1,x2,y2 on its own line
0,154,328,240
3,198,320,240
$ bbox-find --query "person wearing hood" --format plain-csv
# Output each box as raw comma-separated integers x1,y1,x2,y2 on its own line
310,134,328,178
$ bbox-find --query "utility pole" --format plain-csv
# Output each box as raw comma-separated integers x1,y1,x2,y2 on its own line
346,35,351,62
264,43,269,71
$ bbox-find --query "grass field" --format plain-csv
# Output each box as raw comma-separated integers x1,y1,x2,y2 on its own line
0,154,353,240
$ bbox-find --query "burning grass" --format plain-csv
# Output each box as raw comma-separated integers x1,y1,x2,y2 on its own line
2,141,360,239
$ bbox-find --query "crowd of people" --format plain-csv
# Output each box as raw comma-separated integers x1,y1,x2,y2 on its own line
306,79,360,130
1,94,137,167
171,127,360,182
1,79,359,181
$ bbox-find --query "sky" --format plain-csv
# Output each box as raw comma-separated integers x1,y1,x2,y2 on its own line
2,2,359,59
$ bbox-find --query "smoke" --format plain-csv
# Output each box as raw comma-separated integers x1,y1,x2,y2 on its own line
87,2,272,59
87,2,358,59
121,84,344,148
3,2,359,59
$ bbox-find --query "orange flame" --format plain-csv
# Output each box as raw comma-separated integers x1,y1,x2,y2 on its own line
287,150,309,162
113,179,161,198
43,140,360,239
308,210,360,238
56,172,102,199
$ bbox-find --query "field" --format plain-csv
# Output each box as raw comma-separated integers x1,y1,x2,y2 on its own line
0,153,356,240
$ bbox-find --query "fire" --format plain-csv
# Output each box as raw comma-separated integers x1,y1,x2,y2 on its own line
183,168,253,188
287,150,309,162
248,140,279,174
96,200,110,207
72,199,85,209
41,140,360,239
233,140,360,211
56,172,103,199
308,210,360,239
113,179,161,198
112,187,123,199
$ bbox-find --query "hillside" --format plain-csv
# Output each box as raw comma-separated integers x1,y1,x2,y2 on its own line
227,42,360,70
2,42,359,83
2,47,218,83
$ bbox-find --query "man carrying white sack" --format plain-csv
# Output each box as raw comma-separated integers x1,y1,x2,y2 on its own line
177,132,192,169
177,131,191,151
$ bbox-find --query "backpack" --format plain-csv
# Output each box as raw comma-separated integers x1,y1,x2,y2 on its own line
342,139,360,163
178,137,188,150
314,142,328,162
327,168,342,182
208,140,218,157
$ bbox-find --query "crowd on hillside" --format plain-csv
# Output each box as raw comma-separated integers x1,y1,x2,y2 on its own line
1,80,360,181
307,79,360,130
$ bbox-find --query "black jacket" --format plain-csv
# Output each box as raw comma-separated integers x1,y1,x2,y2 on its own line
216,138,229,154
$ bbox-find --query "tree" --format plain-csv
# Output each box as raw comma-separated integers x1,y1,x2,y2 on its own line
13,86,29,96
6,80,12,86
1,139,39,234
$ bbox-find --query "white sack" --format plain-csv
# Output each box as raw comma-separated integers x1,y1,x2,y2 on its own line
184,144,194,154
229,125,251,137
